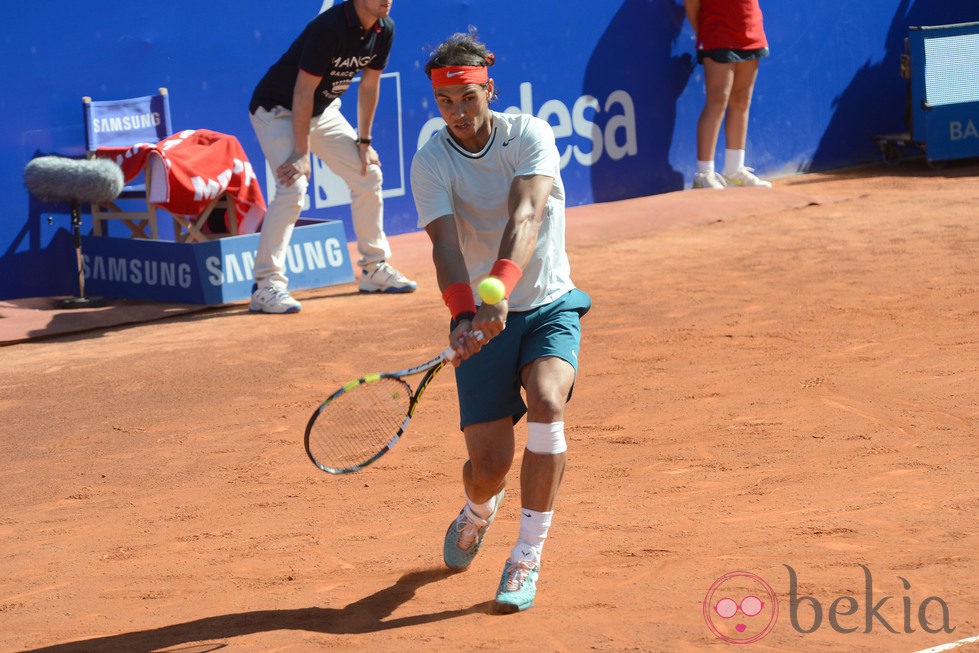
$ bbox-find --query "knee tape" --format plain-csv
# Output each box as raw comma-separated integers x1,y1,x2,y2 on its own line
526,421,567,455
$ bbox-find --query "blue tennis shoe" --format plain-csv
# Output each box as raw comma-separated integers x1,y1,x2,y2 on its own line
493,557,540,613
442,489,505,571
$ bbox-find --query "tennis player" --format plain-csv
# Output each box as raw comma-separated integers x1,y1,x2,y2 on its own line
410,28,591,613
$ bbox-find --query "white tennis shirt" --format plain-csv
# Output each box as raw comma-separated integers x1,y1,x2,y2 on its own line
411,111,575,311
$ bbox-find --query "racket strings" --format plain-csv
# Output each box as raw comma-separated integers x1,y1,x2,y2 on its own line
307,377,411,472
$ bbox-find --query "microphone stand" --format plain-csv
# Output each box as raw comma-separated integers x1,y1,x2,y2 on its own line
55,199,106,309
25,154,123,309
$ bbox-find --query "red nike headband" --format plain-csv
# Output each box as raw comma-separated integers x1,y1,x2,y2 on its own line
431,65,489,88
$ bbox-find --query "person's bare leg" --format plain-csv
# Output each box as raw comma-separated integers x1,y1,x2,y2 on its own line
520,357,575,512
462,417,513,504
721,59,770,186
442,418,513,572
492,356,575,613
697,59,736,162
723,59,760,152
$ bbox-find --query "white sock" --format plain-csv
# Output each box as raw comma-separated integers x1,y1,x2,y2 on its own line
511,508,553,563
467,491,500,520
696,160,715,175
723,149,745,176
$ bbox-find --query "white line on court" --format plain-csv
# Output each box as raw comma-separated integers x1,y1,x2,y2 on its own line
911,635,979,653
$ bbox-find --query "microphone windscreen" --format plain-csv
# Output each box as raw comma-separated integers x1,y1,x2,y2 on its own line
23,156,125,204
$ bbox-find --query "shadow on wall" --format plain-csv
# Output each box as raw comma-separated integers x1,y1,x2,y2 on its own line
809,0,976,170
584,0,693,202
1,163,77,298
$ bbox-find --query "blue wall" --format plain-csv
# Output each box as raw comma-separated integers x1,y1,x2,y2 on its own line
1,1,974,299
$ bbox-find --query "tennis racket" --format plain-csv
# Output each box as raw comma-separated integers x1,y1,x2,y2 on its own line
304,335,480,474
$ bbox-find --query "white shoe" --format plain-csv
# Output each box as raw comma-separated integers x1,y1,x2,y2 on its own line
692,171,729,189
249,283,302,314
723,167,772,188
358,261,417,294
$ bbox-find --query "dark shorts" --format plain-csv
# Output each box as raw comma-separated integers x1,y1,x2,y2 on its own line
453,288,591,430
698,47,770,65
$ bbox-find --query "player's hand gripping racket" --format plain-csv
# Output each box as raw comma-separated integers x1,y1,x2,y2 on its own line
304,334,481,474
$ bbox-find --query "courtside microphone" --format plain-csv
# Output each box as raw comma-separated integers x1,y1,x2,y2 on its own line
23,155,124,205
22,155,126,309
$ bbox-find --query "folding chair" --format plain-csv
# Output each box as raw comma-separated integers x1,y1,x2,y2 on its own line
172,195,239,243
83,88,172,239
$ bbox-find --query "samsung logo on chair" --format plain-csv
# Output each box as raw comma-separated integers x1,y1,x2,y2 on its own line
90,112,163,135
83,237,346,289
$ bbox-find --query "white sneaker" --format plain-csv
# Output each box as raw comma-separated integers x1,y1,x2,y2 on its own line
723,167,772,188
249,283,302,314
358,261,417,294
692,171,729,189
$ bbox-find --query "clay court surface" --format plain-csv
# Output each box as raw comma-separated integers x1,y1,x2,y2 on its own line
1,165,977,652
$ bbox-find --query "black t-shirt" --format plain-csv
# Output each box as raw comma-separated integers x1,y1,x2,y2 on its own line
250,1,394,116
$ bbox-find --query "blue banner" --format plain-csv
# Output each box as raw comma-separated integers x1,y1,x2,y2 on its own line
2,0,976,300
80,219,353,304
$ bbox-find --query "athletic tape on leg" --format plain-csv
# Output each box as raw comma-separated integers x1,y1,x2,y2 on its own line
526,421,567,454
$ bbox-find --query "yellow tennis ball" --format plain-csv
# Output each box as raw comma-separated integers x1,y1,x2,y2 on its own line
478,276,506,305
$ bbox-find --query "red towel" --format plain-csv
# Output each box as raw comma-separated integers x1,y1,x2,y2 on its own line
97,128,267,234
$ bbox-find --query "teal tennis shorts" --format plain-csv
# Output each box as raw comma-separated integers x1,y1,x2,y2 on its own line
454,288,591,429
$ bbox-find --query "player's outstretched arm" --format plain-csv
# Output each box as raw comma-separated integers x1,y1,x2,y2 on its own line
425,215,468,292
499,173,554,267
425,216,482,363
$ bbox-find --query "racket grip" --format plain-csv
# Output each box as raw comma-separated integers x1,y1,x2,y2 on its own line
444,330,485,361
